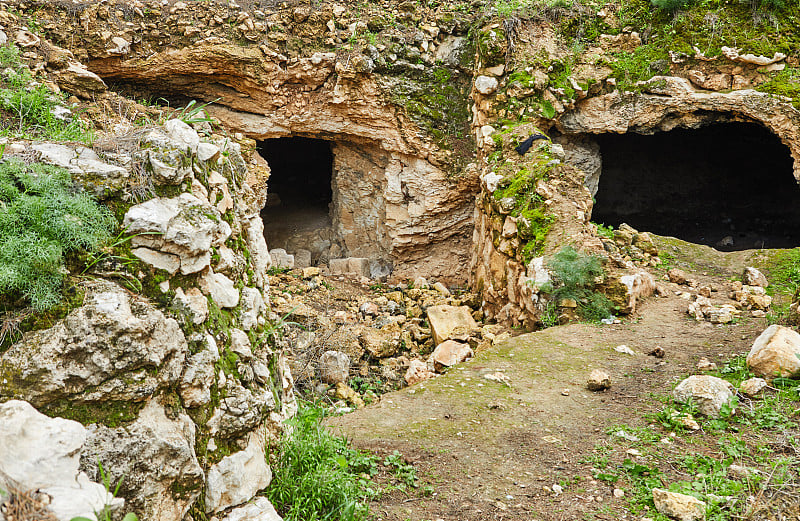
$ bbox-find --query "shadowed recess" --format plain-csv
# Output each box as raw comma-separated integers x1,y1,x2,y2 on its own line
258,137,335,260
592,122,800,251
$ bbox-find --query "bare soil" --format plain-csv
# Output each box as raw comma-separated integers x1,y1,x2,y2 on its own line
327,239,800,521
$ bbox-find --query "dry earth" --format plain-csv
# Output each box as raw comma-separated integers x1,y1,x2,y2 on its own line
328,238,799,521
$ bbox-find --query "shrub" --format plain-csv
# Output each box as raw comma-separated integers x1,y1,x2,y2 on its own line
0,160,115,310
265,403,378,521
545,245,614,321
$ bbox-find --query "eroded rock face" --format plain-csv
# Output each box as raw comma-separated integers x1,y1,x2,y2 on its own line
124,193,231,276
205,429,272,514
557,89,800,181
0,280,188,407
80,400,204,521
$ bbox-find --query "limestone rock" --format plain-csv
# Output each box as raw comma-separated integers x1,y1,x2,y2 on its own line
80,400,203,521
359,326,401,358
668,268,688,285
687,70,731,91
206,381,274,438
239,286,265,330
740,377,767,397
164,119,200,154
652,488,706,521
0,280,188,407
743,267,768,288
430,340,473,373
220,497,283,521
124,194,230,274
32,143,128,197
179,348,217,407
474,75,499,95
587,369,611,391
405,359,436,385
230,328,254,361
0,400,119,521
245,217,272,289
200,268,240,308
270,248,295,269
604,271,656,314
133,247,181,275
53,62,107,97
332,382,365,408
747,325,800,379
197,142,221,162
173,287,209,325
637,76,694,96
673,375,735,417
14,29,40,47
319,351,351,385
426,305,478,345
205,429,272,513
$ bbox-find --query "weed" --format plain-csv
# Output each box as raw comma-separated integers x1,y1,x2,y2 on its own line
0,44,92,142
593,222,614,240
265,402,378,521
172,99,218,127
70,461,138,521
384,450,418,488
0,160,115,310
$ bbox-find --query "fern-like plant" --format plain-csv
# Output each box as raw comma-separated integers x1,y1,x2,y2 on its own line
545,245,614,321
0,160,115,310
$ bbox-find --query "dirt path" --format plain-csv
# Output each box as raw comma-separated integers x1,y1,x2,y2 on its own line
328,256,776,520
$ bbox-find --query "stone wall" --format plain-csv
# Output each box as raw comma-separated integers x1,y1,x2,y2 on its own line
0,114,294,520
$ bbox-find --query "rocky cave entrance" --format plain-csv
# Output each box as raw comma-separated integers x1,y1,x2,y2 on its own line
259,137,335,266
591,122,800,251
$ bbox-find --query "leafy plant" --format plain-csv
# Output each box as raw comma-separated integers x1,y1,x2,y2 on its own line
172,98,218,126
383,450,417,488
544,245,614,321
265,402,378,521
0,44,91,142
0,160,116,310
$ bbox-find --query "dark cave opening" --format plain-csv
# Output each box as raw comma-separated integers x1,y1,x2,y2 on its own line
591,122,800,251
258,137,335,260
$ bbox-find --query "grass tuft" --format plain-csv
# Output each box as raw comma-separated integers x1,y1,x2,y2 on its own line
265,402,379,521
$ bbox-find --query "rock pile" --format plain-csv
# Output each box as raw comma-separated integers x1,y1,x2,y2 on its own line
267,269,504,407
678,266,772,323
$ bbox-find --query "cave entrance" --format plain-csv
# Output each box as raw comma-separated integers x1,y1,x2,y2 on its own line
591,122,800,251
258,137,335,265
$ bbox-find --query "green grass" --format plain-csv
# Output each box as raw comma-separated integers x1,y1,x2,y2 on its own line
265,402,379,521
0,44,92,142
0,159,115,310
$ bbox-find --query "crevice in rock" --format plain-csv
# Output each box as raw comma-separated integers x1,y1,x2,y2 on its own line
591,122,800,251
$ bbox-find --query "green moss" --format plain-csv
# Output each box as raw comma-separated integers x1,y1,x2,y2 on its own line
42,399,143,428
477,26,506,68
757,67,800,109
491,152,558,262
217,348,240,379
388,66,474,171
1,284,86,352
